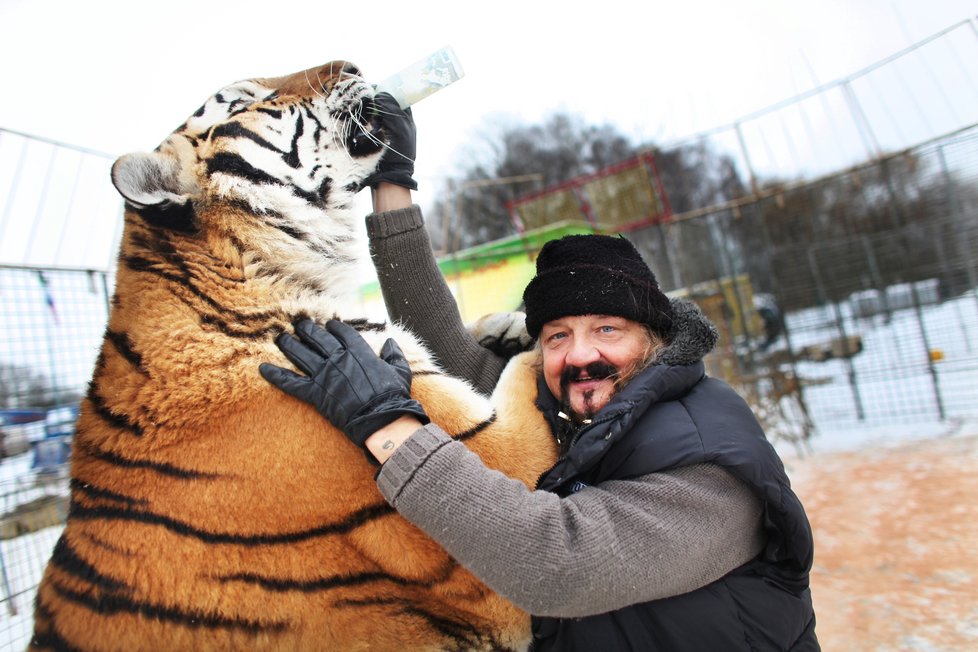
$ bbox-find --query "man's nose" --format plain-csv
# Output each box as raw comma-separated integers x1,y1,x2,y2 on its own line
565,337,600,366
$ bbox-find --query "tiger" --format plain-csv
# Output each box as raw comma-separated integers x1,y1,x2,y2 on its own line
29,60,557,652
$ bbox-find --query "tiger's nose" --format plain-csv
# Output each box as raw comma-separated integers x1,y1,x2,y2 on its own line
335,62,362,78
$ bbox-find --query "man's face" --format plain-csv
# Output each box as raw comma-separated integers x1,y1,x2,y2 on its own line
539,314,650,422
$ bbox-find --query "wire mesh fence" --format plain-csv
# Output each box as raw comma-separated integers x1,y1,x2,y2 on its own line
0,266,111,647
628,125,978,445
0,461,67,642
0,129,121,271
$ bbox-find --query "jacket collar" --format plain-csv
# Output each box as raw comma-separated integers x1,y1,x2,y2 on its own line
652,297,719,367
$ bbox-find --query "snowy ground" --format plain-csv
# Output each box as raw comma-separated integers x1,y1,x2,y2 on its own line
786,288,978,426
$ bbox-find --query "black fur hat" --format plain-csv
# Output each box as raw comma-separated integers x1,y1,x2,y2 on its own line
523,234,675,339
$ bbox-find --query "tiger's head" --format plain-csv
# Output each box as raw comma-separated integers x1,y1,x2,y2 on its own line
110,60,385,298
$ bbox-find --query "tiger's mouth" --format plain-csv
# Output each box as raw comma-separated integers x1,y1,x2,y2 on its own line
346,94,385,158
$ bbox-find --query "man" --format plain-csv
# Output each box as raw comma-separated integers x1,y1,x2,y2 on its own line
259,94,818,650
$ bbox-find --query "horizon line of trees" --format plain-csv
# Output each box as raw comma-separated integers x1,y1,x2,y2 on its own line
424,112,978,313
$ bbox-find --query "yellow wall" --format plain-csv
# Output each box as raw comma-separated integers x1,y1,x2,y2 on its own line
445,256,537,323
358,256,537,324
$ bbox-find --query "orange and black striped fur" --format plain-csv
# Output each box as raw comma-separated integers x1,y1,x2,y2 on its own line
30,61,557,651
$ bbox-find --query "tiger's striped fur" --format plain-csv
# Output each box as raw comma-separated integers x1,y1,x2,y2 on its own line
29,60,557,652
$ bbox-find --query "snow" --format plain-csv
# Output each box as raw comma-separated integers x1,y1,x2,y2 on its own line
778,288,978,432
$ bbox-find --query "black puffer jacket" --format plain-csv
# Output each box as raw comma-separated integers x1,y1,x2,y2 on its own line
531,301,819,651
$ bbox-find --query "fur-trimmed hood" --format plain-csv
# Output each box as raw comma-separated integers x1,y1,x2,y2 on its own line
651,298,719,367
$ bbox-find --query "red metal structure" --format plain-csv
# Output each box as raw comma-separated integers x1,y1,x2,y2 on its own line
505,151,672,233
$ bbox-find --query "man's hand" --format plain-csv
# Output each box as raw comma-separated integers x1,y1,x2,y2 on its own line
260,320,429,453
364,92,417,190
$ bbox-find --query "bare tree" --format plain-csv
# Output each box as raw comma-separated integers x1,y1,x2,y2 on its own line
429,113,638,251
427,111,754,259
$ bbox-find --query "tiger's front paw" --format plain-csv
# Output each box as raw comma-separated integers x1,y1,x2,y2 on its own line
468,312,534,359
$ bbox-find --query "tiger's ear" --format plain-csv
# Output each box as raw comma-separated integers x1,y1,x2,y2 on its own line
111,151,198,233
111,151,190,209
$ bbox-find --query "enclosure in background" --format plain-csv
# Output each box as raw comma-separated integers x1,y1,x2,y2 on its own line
630,125,978,450
437,124,978,451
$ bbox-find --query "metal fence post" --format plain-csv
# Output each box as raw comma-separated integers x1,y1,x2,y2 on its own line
937,144,978,323
806,246,866,420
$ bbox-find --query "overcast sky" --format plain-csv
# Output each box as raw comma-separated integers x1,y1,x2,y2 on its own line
2,0,975,189
0,0,976,270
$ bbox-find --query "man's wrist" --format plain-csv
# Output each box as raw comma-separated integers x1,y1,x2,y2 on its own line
364,415,425,463
371,183,413,212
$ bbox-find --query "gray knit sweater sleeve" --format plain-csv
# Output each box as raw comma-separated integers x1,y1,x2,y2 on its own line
377,425,766,618
365,206,506,395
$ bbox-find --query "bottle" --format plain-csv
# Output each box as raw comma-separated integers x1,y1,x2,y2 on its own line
374,45,465,109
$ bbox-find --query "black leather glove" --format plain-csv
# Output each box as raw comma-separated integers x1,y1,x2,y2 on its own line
259,319,429,449
364,92,418,190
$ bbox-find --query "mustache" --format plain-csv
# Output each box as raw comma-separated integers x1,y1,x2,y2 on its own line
560,361,620,386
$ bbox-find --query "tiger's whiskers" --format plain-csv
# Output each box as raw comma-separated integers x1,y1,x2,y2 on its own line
304,69,326,100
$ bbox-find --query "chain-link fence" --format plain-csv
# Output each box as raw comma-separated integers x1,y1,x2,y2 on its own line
499,18,978,452
0,119,120,647
0,266,111,647
628,126,978,450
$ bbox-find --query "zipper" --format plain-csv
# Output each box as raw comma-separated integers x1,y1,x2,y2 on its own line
533,411,620,490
